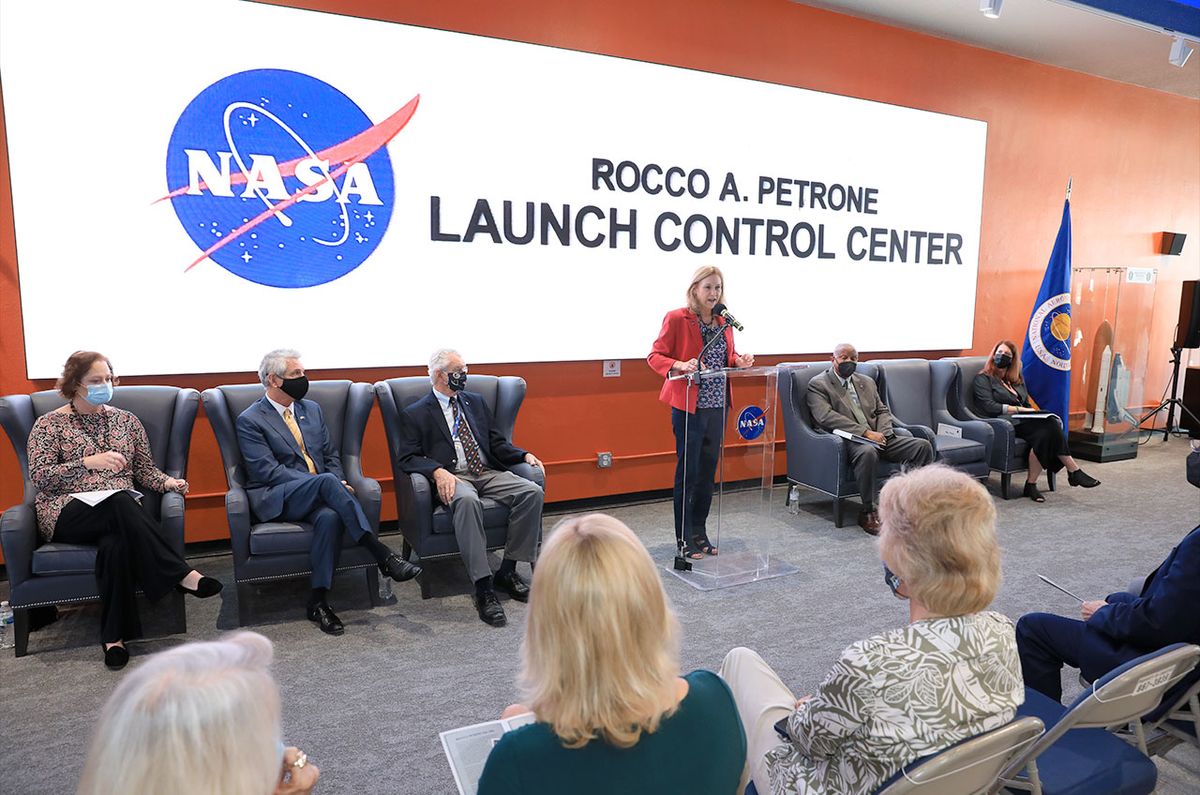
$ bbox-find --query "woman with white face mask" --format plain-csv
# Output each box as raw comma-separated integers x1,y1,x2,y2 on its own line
26,351,221,669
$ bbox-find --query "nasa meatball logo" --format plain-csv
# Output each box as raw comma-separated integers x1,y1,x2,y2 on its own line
1027,292,1072,371
160,69,419,288
737,406,767,440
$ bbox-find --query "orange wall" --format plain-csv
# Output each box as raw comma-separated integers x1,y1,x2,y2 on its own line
2,0,1198,550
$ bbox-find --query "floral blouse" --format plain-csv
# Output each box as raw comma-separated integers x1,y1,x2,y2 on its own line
696,319,728,409
766,611,1024,795
27,406,170,540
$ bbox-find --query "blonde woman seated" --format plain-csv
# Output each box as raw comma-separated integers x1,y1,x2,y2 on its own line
478,513,746,795
78,632,319,795
721,465,1023,795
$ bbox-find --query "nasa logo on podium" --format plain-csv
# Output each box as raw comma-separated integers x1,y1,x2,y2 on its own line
737,405,767,440
160,69,419,288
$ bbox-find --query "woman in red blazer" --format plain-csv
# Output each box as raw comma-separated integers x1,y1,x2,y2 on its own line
648,266,754,559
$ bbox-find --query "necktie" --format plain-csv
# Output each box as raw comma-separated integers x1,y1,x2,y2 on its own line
283,408,317,474
450,397,486,476
845,380,869,426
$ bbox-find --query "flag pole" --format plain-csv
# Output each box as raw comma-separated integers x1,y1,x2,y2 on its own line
1065,176,1072,201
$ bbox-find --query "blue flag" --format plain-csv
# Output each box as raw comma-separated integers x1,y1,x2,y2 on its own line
1021,198,1073,424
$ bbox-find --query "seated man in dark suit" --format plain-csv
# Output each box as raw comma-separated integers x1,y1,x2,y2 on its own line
396,348,545,627
237,349,421,636
1017,450,1200,702
806,343,934,535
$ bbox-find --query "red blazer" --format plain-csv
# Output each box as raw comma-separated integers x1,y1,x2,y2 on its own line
647,307,739,413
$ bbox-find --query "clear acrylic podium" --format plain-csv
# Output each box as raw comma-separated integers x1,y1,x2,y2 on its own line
665,366,799,591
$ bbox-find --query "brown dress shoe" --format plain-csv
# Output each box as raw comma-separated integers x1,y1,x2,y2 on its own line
858,511,881,536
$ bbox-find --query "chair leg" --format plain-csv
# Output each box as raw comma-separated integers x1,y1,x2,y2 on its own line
366,567,383,607
833,499,844,528
1047,470,1057,492
1001,472,1012,500
236,583,254,627
170,591,187,635
13,607,30,658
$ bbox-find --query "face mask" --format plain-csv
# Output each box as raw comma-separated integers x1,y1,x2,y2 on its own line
836,360,857,379
447,371,468,392
1187,449,1200,489
84,382,113,406
882,563,906,600
994,352,1013,369
279,375,309,401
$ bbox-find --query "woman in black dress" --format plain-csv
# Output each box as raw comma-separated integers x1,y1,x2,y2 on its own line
972,340,1100,502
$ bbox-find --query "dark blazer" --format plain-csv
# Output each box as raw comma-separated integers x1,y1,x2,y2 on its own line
236,397,343,522
396,390,527,480
972,373,1030,418
806,368,894,437
1090,525,1200,649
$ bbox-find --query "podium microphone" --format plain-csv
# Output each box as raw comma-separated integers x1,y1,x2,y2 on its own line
713,303,744,332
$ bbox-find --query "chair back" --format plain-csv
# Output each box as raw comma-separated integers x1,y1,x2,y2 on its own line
875,716,1044,795
876,360,934,428
944,356,989,419
202,381,366,490
0,386,199,516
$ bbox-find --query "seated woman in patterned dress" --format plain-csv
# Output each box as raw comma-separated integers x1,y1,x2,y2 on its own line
26,351,221,670
721,464,1024,795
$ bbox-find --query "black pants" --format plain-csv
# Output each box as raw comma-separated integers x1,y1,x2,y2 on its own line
1014,417,1069,473
846,435,935,512
671,407,725,546
54,492,191,644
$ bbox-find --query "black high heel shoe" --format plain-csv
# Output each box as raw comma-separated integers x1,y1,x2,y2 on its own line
1068,469,1101,488
104,643,129,670
177,576,223,598
1023,482,1046,503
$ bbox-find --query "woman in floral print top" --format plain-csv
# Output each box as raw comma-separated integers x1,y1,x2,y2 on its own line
26,351,221,670
721,464,1024,795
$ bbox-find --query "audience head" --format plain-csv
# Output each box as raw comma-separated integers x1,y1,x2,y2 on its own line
686,265,724,314
982,340,1023,384
428,348,468,394
57,351,117,404
831,343,859,378
257,348,307,403
78,632,283,795
878,464,1000,617
520,513,681,749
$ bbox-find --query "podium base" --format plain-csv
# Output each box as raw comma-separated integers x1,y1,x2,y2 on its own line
665,549,799,591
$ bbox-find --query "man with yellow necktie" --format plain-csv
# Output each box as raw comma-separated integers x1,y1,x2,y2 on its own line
237,349,421,635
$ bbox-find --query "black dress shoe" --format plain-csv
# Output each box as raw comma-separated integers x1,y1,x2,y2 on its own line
1068,469,1101,488
104,644,129,670
493,571,530,603
176,576,223,598
306,602,345,636
474,590,507,627
380,554,422,582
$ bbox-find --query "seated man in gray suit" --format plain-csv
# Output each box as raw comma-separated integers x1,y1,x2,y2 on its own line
806,343,934,535
396,349,545,627
237,349,421,636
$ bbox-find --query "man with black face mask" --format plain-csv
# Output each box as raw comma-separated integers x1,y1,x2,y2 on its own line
807,343,934,534
236,348,421,636
394,348,545,627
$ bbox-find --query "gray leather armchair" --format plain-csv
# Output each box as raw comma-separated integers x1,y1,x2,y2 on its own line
374,375,544,598
0,386,197,656
201,381,382,625
871,359,992,480
778,364,913,527
942,355,1057,498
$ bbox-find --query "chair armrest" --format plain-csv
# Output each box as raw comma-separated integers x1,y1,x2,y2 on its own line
223,486,253,565
787,431,846,493
933,410,994,448
0,503,37,588
159,491,187,555
508,462,545,489
396,472,434,542
892,419,934,443
348,473,382,533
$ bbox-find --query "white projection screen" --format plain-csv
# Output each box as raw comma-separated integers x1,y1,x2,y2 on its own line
0,0,987,377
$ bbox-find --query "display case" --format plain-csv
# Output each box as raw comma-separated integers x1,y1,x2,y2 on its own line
1066,266,1157,462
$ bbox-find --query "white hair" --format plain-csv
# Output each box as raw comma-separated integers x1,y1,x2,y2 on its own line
78,632,282,795
258,348,301,388
428,348,461,380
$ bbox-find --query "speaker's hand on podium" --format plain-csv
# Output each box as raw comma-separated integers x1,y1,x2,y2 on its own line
734,353,755,368
674,358,699,374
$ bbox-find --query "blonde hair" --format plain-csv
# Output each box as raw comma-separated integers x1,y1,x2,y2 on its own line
685,265,725,314
78,633,282,795
877,464,1001,617
519,513,681,749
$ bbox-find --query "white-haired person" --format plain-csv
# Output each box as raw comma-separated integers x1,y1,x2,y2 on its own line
78,632,319,795
721,465,1023,794
477,513,746,794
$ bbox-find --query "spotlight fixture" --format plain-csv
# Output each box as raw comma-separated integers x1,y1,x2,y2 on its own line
1169,35,1194,68
980,0,1004,19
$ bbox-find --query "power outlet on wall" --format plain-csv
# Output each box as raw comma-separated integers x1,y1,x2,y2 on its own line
597,452,613,468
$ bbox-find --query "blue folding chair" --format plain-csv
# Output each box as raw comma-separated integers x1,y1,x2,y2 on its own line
997,643,1200,795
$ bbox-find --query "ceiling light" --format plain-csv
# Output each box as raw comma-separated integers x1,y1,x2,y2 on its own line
980,0,1004,19
1169,36,1194,68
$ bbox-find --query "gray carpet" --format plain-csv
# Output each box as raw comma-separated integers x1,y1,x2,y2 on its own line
2,436,1198,794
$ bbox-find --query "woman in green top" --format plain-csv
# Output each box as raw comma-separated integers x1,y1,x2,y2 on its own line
477,513,746,795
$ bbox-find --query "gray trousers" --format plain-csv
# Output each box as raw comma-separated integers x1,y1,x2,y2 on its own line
448,469,543,582
847,435,935,512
